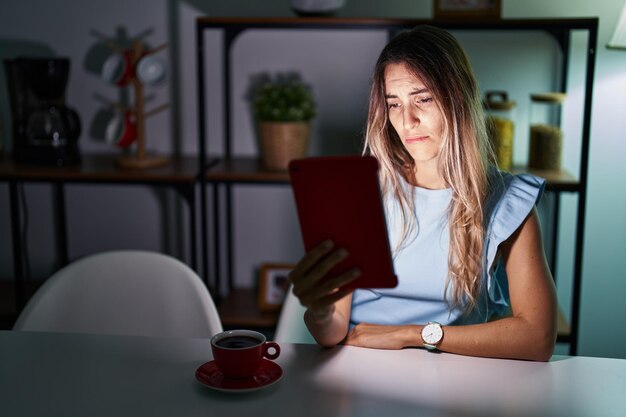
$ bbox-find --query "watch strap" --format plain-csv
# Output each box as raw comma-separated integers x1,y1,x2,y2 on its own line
423,342,438,351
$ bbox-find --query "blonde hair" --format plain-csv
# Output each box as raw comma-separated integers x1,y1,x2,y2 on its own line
363,25,494,311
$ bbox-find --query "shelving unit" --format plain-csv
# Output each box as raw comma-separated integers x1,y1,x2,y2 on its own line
196,17,597,354
0,154,200,312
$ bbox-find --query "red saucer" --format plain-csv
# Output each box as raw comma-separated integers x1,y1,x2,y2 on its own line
195,359,283,393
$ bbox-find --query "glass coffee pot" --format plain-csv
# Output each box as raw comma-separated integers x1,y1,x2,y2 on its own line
25,104,80,149
4,57,81,165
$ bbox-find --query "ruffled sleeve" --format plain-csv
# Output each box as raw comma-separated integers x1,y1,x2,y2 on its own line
483,172,546,307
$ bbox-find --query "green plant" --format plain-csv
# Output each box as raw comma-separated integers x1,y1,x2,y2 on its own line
249,72,316,122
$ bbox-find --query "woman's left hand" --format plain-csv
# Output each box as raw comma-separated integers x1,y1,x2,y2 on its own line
344,323,420,350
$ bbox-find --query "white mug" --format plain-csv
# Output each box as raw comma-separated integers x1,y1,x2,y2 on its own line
136,55,167,86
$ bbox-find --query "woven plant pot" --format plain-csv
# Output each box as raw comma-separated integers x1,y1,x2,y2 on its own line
258,121,310,170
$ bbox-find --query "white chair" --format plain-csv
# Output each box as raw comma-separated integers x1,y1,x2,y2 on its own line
13,250,223,338
274,285,316,344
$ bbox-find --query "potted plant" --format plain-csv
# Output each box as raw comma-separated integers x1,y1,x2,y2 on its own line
248,72,316,170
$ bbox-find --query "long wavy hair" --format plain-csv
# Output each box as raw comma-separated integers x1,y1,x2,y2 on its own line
363,25,493,311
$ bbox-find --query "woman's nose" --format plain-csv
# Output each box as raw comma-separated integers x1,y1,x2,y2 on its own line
403,106,420,130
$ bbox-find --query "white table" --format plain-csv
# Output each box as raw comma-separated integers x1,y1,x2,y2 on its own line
1,330,624,417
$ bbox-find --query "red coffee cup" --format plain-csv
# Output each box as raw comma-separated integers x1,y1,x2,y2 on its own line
210,330,280,379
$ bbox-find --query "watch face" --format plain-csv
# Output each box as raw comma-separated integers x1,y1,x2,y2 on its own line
422,323,443,345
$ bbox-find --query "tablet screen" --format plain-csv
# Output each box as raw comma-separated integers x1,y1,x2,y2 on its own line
289,155,398,290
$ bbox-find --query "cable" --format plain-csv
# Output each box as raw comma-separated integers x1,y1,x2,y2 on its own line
17,183,30,280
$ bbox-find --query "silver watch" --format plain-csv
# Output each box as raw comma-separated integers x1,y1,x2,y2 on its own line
421,321,444,350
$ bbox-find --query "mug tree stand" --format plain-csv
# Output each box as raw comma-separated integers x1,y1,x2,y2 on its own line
114,40,168,169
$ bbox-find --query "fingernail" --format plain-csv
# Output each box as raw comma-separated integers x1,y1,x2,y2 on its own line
352,268,362,277
322,240,333,249
337,248,348,258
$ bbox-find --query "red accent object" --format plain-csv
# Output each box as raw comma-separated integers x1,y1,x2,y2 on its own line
195,360,283,392
211,339,280,379
116,111,137,148
288,155,398,290
115,50,136,86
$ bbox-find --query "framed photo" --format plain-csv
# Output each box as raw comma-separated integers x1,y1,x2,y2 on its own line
433,0,501,20
257,263,294,312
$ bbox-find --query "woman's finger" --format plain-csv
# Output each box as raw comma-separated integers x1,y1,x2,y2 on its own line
298,268,360,307
317,268,361,295
291,248,348,298
289,240,334,284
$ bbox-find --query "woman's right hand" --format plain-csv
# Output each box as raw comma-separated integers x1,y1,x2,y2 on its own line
288,240,361,321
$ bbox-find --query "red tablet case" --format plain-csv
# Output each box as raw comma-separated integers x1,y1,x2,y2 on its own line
288,155,398,290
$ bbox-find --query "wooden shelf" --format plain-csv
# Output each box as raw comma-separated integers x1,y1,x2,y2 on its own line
511,166,579,192
202,157,579,191
205,157,290,183
197,17,599,32
0,153,199,184
217,288,280,329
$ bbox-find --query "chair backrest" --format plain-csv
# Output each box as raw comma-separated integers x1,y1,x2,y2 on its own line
274,285,316,344
13,250,223,338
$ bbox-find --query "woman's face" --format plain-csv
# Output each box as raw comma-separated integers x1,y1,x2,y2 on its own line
384,62,444,166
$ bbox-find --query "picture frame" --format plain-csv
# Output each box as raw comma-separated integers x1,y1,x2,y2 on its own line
257,263,294,312
433,0,501,20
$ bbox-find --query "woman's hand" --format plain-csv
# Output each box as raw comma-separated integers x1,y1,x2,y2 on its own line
288,240,360,321
344,323,420,350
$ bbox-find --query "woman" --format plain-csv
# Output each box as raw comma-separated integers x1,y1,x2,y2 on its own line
289,25,557,361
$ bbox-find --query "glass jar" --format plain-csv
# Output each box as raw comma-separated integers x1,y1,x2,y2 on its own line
484,91,516,171
528,92,566,171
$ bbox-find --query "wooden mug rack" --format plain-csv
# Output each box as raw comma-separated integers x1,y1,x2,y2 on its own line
116,40,169,169
97,33,169,169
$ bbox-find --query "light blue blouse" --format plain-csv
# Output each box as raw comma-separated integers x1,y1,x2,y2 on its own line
350,172,545,327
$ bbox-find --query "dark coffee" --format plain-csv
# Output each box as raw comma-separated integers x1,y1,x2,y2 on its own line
216,335,261,349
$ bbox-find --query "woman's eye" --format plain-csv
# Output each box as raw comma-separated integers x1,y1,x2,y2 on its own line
387,102,400,109
418,97,433,104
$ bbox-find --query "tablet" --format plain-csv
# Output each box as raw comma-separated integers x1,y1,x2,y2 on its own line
288,155,398,290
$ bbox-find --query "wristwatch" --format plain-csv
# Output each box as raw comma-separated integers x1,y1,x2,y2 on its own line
421,322,444,351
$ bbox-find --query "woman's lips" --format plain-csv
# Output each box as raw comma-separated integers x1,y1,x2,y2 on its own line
405,136,428,144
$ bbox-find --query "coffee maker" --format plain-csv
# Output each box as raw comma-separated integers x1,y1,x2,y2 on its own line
4,57,81,165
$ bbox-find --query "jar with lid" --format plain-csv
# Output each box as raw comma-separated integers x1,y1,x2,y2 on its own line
528,92,566,171
483,91,516,171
